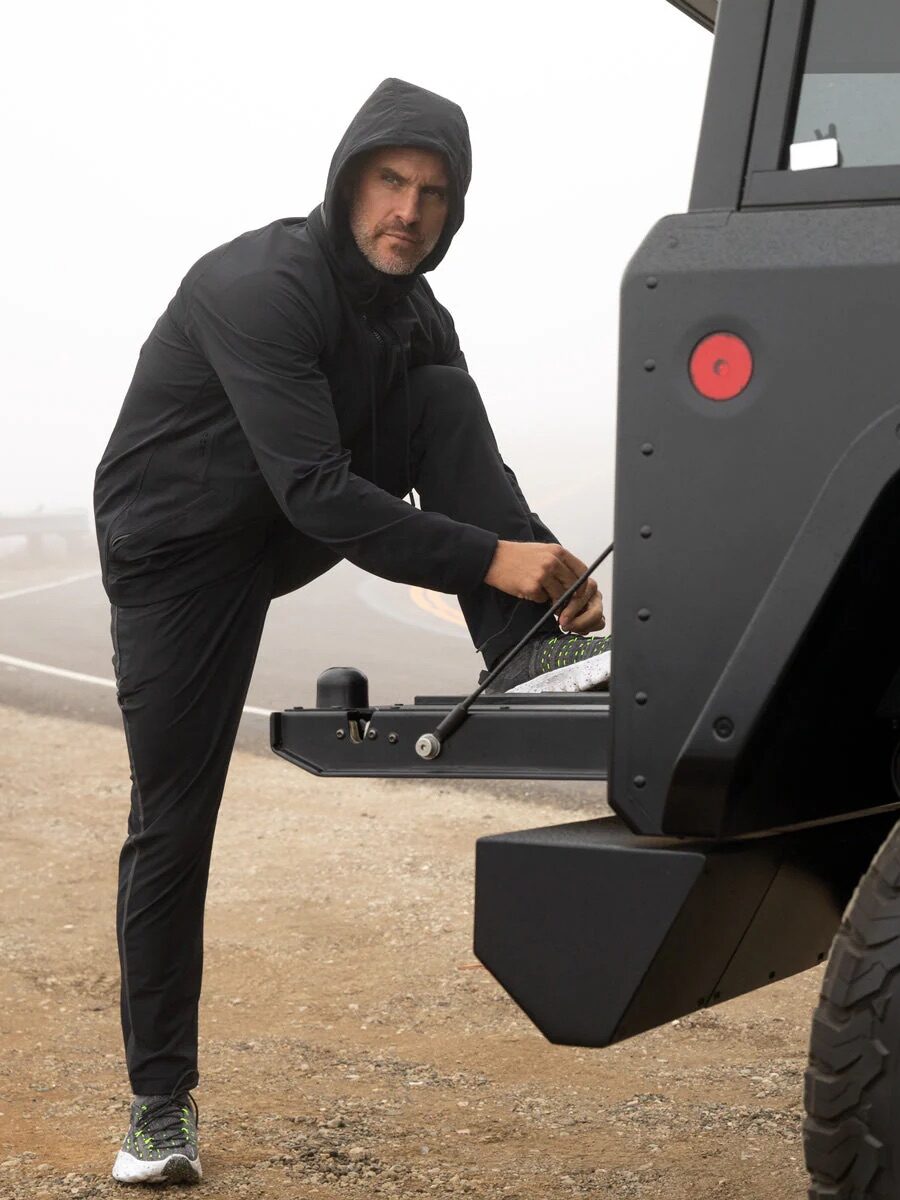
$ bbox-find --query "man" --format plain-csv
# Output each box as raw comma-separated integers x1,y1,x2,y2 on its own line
94,77,609,1185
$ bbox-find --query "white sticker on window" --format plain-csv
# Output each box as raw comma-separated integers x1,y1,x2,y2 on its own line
789,137,840,171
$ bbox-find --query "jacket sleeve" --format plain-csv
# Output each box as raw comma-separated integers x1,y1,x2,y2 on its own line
435,303,560,547
184,269,498,594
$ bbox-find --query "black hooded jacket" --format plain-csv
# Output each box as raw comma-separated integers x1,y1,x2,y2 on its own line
94,78,550,605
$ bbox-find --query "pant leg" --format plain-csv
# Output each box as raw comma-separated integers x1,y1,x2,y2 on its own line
402,365,556,667
111,554,274,1095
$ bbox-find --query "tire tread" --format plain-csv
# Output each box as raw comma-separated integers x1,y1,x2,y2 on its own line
805,832,900,1198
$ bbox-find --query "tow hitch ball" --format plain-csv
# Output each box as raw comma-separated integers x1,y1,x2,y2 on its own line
316,667,439,758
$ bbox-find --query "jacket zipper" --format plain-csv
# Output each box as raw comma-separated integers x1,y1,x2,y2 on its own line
362,312,385,346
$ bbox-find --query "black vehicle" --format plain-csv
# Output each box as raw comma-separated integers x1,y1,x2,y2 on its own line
273,2,900,1193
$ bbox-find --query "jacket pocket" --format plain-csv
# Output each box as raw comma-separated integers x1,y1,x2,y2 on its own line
108,489,223,563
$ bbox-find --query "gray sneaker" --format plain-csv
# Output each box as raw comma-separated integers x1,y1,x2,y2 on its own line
482,632,612,695
112,1091,201,1184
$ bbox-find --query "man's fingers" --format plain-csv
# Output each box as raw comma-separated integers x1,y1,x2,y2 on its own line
561,595,606,635
540,572,568,603
560,589,605,633
559,599,589,629
551,548,594,602
556,577,598,622
548,557,584,599
565,611,604,635
558,584,594,627
558,547,590,580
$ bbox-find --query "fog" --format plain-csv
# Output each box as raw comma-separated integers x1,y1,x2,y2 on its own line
3,0,710,553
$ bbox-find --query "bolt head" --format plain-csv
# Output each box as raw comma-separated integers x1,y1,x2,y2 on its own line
415,733,442,761
713,717,734,740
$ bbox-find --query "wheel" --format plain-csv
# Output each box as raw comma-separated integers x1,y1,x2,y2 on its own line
804,818,900,1197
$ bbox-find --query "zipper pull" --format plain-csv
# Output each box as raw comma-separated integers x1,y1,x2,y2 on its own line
363,314,385,347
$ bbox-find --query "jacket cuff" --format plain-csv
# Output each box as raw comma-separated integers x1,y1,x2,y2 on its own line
448,526,499,595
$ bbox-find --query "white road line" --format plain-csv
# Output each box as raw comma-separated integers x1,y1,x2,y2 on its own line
0,570,101,603
0,653,116,690
0,572,272,717
0,653,272,718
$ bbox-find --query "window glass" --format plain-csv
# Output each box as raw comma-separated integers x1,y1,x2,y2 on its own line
791,0,900,168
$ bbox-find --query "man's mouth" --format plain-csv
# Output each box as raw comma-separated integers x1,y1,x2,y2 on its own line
382,231,418,245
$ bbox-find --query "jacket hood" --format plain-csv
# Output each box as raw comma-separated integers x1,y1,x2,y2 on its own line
309,77,472,309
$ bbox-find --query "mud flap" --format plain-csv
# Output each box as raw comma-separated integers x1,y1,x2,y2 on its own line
473,810,898,1046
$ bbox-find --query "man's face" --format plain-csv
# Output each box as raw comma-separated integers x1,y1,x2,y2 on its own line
349,146,450,276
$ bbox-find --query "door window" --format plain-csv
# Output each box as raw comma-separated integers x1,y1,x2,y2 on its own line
791,0,900,169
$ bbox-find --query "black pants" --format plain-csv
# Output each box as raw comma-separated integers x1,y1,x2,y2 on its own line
110,366,553,1094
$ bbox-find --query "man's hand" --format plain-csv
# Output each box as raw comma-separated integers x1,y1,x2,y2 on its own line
484,541,605,634
558,585,605,635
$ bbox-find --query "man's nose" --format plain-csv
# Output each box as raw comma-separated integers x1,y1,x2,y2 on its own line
396,188,421,225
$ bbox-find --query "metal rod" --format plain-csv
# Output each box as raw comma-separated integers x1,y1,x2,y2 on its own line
415,542,614,760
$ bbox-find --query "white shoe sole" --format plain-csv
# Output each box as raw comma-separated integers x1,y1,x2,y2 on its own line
112,1149,202,1184
507,650,611,694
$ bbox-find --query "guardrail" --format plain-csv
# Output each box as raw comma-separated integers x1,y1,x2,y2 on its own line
0,512,90,537
0,511,93,557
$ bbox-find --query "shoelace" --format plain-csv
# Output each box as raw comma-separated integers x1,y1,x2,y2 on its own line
134,1092,199,1149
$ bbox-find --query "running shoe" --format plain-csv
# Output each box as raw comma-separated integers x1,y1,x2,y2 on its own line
482,632,612,695
111,1091,201,1184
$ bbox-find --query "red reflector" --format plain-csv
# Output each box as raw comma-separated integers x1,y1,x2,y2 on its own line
689,332,753,401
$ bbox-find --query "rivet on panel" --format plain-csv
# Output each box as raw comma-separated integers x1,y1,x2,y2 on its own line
640,525,652,539
635,692,648,706
641,443,654,457
638,608,651,622
643,359,656,372
646,277,659,290
633,775,647,789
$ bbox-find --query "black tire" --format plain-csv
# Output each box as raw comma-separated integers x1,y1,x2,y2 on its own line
804,819,900,1198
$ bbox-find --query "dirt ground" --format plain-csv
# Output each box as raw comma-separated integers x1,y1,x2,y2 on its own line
0,703,817,1199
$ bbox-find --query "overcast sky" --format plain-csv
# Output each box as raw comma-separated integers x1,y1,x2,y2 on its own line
2,0,711,554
